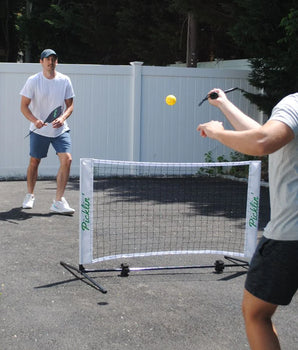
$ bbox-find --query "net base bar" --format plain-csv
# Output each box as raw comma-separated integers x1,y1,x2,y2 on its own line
60,261,107,294
60,256,249,293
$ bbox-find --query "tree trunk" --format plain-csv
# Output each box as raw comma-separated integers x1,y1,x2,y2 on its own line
186,12,197,67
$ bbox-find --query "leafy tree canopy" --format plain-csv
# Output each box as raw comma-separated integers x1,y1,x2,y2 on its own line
230,0,298,115
13,0,243,64
1,0,297,114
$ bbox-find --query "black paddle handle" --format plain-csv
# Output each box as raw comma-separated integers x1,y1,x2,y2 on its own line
198,87,242,106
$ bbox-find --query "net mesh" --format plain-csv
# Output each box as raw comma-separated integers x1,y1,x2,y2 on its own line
88,160,254,263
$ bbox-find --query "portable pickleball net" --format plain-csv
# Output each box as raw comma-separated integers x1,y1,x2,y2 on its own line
61,159,261,293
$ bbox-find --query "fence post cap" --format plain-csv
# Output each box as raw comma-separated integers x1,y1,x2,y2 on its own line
130,61,144,66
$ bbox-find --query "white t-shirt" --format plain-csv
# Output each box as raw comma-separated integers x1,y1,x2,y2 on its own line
264,93,298,240
20,71,75,137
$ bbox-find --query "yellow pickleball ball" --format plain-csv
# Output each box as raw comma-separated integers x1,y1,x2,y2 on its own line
166,94,176,106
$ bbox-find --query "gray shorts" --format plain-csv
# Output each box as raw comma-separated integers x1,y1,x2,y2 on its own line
30,131,71,159
245,236,298,305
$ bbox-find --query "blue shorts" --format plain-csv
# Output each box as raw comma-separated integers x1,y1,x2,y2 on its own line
30,131,72,159
245,236,298,305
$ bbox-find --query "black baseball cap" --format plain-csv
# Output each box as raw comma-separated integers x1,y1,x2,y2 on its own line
40,49,57,59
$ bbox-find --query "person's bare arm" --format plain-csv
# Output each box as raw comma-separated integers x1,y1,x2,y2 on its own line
52,98,74,128
21,95,46,129
208,89,261,131
197,120,294,156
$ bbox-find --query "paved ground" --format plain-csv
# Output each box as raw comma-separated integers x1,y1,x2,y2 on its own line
0,180,297,350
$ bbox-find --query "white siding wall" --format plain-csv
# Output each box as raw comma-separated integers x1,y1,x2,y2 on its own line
0,62,260,178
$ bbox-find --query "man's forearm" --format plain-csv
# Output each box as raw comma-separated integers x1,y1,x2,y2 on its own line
62,98,74,121
21,105,37,124
214,128,267,156
218,99,261,131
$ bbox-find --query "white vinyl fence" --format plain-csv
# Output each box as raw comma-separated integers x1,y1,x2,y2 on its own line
0,62,260,178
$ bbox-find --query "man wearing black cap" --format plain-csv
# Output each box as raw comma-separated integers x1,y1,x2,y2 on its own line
20,49,75,215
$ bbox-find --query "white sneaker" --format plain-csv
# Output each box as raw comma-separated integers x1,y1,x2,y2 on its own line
22,193,35,209
50,197,75,215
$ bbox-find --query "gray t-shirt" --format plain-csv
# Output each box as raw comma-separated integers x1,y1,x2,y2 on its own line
264,93,298,240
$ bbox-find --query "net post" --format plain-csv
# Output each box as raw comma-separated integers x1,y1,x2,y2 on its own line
79,158,94,265
244,160,261,259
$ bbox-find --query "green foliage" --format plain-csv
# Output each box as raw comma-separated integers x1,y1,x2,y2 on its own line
12,0,244,64
172,0,243,61
198,151,228,176
5,0,297,117
116,0,185,65
15,0,186,64
229,0,298,115
16,0,99,63
0,0,23,61
199,151,268,181
229,151,268,182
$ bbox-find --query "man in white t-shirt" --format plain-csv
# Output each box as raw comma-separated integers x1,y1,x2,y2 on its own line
197,90,298,350
20,49,75,215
